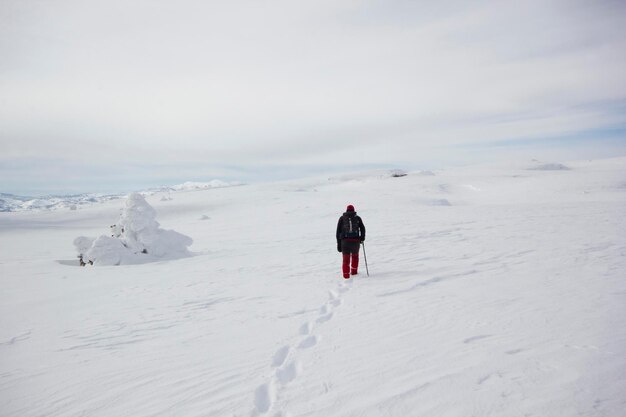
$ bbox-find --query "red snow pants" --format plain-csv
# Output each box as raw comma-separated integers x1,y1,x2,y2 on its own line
342,253,359,278
341,239,360,279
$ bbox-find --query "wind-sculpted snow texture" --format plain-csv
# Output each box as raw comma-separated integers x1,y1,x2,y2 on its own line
1,158,625,417
74,193,192,265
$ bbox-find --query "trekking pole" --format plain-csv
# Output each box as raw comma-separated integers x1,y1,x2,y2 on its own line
361,242,370,276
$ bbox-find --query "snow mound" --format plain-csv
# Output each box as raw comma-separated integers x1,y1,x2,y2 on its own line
73,236,95,254
527,162,571,171
170,180,239,191
329,169,409,182
74,193,193,266
413,170,436,176
389,169,408,178
22,198,53,209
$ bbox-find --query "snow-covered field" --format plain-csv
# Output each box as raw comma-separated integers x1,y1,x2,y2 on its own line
1,158,625,417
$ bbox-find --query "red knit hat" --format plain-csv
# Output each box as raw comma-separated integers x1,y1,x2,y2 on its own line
346,205,355,212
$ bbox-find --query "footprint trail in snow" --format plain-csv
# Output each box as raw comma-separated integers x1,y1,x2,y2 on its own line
252,279,353,415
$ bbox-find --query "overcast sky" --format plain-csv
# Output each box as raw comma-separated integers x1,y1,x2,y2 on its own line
1,0,625,195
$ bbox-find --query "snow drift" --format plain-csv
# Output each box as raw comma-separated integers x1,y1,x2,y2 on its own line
169,180,239,191
328,169,409,182
527,160,571,171
74,193,192,265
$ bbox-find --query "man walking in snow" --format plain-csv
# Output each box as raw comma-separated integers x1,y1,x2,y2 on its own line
336,205,366,279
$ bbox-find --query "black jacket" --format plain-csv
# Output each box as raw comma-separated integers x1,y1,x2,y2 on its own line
336,211,366,243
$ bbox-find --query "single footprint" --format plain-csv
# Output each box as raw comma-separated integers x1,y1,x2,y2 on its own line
299,322,312,335
254,381,276,414
318,301,335,323
272,346,290,368
298,335,319,349
276,361,301,384
316,312,333,323
319,304,331,315
338,283,351,293
328,290,343,307
330,298,342,307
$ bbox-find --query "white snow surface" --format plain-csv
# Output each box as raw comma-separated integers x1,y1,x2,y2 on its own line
1,158,625,417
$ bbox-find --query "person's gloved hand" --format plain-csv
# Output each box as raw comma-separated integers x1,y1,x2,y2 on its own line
360,237,365,242
337,242,342,252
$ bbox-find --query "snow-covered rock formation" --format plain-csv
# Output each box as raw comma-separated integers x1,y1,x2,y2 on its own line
74,193,192,265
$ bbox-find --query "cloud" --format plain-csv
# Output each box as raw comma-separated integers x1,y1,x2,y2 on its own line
1,0,625,193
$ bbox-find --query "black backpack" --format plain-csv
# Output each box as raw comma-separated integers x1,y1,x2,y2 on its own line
341,214,361,239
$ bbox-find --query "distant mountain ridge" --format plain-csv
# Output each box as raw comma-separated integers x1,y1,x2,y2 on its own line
0,192,124,212
0,180,242,212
